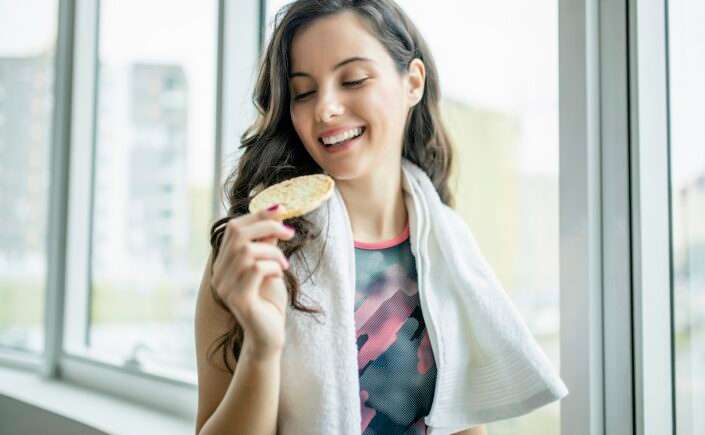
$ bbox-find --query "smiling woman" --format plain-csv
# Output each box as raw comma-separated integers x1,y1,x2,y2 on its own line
195,1,567,434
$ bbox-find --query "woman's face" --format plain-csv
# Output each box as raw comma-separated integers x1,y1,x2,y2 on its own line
288,11,425,181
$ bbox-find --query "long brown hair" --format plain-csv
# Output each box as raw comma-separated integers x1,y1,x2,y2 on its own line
207,0,455,374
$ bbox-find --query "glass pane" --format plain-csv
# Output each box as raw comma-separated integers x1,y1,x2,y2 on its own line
0,0,59,354
265,1,561,433
670,1,705,434
85,0,216,381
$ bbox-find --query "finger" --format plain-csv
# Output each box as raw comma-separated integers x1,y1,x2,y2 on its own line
222,204,288,246
223,222,292,261
246,203,289,225
263,204,288,222
240,260,284,294
258,230,291,245
234,241,289,271
237,220,295,244
259,236,277,246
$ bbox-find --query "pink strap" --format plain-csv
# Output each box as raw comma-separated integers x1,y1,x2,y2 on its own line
354,223,410,250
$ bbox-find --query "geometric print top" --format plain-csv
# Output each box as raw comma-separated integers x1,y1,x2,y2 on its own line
354,222,437,435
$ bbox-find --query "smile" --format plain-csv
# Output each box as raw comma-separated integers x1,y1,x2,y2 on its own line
318,127,366,154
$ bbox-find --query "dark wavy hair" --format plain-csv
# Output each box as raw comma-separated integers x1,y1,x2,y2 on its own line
206,0,455,374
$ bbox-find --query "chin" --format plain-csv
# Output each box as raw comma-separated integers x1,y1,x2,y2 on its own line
318,160,367,181
307,142,374,180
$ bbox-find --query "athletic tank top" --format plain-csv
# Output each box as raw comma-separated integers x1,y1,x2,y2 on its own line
354,222,437,434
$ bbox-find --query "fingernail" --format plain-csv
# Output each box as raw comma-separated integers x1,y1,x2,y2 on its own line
267,204,280,211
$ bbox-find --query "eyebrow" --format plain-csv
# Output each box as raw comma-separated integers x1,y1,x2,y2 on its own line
289,56,374,79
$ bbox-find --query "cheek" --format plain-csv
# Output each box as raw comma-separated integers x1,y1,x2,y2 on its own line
290,109,310,140
290,105,301,129
359,86,404,136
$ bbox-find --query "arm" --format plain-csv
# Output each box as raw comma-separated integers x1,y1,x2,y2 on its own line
454,425,487,435
197,349,282,435
195,251,281,435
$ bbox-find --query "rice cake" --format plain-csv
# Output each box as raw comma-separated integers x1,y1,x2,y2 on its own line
248,174,335,220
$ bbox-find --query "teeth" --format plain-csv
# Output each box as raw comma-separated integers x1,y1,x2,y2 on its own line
321,127,363,145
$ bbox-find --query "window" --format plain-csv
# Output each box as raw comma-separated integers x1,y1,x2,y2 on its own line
390,3,561,434
0,0,59,355
266,2,561,434
62,0,217,382
669,0,705,433
6,0,691,431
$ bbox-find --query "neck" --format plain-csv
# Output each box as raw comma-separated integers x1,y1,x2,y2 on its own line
336,164,408,243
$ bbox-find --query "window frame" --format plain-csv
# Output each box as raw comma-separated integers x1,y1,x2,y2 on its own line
561,0,674,434
626,0,674,433
0,0,677,431
601,0,634,433
558,0,605,433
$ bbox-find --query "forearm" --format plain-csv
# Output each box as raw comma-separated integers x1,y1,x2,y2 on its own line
199,345,281,435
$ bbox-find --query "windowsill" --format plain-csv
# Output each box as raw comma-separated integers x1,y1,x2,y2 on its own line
0,365,195,435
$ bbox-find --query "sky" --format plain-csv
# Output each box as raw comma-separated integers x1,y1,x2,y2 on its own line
1,0,703,186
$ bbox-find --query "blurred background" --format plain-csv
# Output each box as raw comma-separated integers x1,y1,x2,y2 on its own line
0,0,702,434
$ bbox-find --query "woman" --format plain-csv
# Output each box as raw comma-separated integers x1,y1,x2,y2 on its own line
195,1,568,434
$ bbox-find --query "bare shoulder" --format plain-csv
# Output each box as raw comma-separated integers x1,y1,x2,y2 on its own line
453,425,487,435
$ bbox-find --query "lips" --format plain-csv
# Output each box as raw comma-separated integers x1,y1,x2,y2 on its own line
318,127,366,146
318,127,365,154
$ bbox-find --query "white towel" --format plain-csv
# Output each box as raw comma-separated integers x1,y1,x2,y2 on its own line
276,158,569,434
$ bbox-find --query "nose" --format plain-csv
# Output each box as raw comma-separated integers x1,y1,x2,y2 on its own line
315,87,345,123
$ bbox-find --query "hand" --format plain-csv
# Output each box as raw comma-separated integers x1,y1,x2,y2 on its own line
210,204,294,356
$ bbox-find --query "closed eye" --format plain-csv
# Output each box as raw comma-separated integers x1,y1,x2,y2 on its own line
343,78,368,87
292,78,369,102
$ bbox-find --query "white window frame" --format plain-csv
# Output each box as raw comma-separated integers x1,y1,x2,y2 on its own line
626,0,674,433
561,0,673,434
558,0,604,433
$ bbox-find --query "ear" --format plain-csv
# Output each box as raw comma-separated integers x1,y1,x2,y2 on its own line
405,58,426,107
